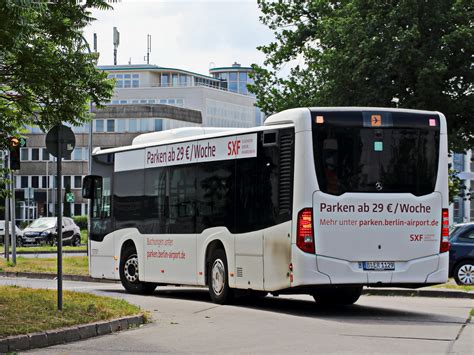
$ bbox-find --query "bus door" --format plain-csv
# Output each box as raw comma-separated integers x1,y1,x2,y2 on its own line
311,110,443,284
85,153,114,279
143,165,197,285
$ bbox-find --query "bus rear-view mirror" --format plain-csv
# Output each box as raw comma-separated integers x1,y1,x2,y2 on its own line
82,175,102,199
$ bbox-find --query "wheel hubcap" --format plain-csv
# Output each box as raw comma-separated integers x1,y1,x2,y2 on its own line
211,259,225,296
124,255,139,283
458,264,474,285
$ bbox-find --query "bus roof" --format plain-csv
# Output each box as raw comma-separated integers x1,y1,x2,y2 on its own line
93,123,294,156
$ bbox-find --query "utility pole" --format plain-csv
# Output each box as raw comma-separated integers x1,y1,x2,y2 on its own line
113,27,120,65
145,34,151,64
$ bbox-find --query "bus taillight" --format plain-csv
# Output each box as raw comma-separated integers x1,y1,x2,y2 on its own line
297,208,315,254
440,209,450,253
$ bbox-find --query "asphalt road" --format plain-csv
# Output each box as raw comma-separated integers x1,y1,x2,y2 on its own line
0,277,472,354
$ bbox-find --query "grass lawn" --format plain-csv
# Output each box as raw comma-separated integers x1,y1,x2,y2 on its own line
80,229,88,244
0,256,89,276
432,283,474,292
0,285,143,338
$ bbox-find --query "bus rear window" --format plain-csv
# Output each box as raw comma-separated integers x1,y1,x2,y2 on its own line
312,111,440,196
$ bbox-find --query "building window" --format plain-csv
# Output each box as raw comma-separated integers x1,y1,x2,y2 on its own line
73,148,83,161
20,148,28,161
96,120,104,132
162,74,169,87
74,176,82,189
239,82,248,95
239,72,247,81
115,74,123,88
453,153,464,171
129,119,138,132
107,119,115,132
124,74,131,88
42,148,50,161
179,75,188,86
117,119,126,132
154,119,163,131
74,203,82,216
31,148,39,161
64,176,71,189
42,176,49,189
172,74,179,87
228,81,238,92
31,176,39,188
21,176,28,188
140,119,150,132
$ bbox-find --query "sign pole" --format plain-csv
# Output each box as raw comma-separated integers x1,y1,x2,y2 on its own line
57,126,63,311
4,153,9,261
45,123,75,311
11,169,16,265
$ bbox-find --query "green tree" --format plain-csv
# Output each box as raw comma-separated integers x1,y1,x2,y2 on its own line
0,0,114,148
251,0,473,152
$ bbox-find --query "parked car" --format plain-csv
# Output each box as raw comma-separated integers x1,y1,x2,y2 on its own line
449,222,474,285
20,217,81,246
0,220,23,245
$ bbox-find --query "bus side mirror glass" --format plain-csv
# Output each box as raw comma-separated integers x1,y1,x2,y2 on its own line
82,175,102,199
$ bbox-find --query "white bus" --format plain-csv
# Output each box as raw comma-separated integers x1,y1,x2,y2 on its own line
82,107,449,305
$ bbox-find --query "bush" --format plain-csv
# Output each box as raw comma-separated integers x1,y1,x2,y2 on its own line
73,215,88,230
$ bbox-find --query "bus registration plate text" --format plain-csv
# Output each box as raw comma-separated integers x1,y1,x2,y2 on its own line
362,261,395,271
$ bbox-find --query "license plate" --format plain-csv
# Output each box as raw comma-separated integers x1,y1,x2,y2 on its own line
25,238,35,243
362,261,395,271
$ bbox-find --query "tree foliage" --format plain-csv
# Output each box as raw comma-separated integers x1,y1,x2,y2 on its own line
0,0,115,150
250,0,473,152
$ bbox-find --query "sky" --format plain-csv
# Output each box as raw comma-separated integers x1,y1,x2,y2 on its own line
83,0,275,75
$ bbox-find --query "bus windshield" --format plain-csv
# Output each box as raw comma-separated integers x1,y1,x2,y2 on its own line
312,111,440,196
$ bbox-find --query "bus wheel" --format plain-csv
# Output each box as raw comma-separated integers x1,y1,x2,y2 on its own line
120,245,157,295
312,286,362,305
208,249,233,304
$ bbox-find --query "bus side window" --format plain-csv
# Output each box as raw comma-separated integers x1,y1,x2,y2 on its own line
95,177,111,219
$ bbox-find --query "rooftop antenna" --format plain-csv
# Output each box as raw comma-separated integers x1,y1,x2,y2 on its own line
144,34,151,64
113,27,120,65
93,33,97,53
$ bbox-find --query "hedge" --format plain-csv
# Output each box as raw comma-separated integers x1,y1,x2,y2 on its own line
73,215,88,230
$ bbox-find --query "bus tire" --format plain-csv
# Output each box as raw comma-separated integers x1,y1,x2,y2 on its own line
120,245,157,295
208,249,233,304
312,286,362,305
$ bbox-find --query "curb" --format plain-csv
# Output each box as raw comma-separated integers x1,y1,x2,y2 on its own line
1,272,472,298
15,249,87,255
0,314,145,353
363,287,474,299
0,271,119,283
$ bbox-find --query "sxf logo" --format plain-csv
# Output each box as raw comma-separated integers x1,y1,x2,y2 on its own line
410,234,423,241
227,140,241,156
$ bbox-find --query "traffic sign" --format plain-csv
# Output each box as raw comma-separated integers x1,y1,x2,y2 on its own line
66,192,75,203
45,125,76,159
